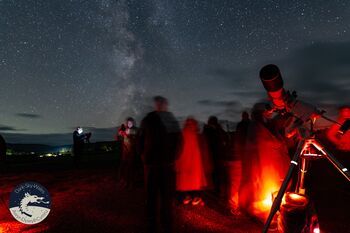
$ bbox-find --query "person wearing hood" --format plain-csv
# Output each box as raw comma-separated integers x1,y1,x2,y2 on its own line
116,117,139,189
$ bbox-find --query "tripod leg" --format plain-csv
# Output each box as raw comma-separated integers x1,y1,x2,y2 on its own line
262,140,305,233
296,158,308,194
313,140,350,182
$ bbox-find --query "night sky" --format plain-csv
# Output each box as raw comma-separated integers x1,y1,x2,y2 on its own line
1,0,350,145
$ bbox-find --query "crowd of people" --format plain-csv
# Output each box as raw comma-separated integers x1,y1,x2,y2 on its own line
112,93,350,232
112,93,295,232
114,96,235,233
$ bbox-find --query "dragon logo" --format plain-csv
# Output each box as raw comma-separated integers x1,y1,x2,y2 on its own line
9,182,51,224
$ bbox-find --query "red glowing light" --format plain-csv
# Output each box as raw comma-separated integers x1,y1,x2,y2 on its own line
326,106,350,151
283,193,308,207
239,120,290,222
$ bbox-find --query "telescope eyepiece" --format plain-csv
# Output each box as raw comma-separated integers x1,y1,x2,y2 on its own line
338,119,350,136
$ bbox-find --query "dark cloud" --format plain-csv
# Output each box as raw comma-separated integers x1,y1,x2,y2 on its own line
16,113,42,119
2,133,71,145
0,125,19,131
207,66,259,88
83,127,116,141
216,41,350,114
197,99,242,108
281,41,350,106
229,90,265,97
197,99,245,121
221,107,246,119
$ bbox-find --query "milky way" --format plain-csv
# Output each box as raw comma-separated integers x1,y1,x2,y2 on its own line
1,0,350,144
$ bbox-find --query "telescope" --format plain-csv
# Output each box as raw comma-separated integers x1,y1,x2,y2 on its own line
259,64,350,233
259,64,350,136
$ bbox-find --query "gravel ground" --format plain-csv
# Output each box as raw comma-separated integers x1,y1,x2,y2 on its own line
0,160,261,233
0,154,349,233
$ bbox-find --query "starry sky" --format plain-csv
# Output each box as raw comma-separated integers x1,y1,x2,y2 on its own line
1,0,350,145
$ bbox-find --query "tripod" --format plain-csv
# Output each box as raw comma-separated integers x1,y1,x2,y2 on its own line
262,123,350,233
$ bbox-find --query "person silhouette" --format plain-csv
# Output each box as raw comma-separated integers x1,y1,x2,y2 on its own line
117,117,139,189
236,111,250,160
72,127,91,166
203,116,228,195
139,96,182,233
176,117,212,206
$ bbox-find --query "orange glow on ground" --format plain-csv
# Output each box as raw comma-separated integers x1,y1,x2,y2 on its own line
250,179,280,222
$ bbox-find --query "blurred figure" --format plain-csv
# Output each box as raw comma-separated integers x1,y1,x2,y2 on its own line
235,111,250,160
116,117,139,189
139,96,182,233
0,134,6,163
176,117,212,206
203,116,228,195
327,106,350,151
221,111,250,209
73,127,91,166
239,103,290,222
